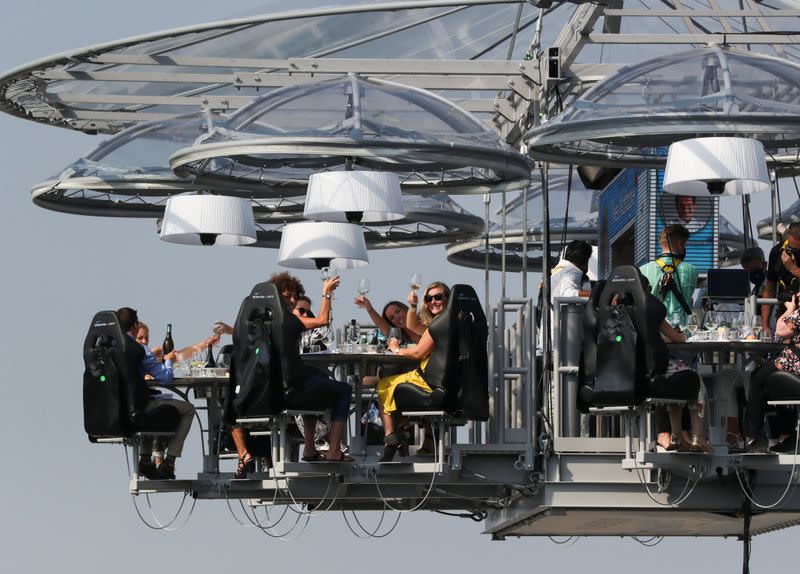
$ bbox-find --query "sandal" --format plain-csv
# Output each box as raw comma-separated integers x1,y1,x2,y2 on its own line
301,451,325,462
324,451,354,463
380,432,401,462
398,425,414,457
690,435,713,453
234,454,255,479
657,433,682,452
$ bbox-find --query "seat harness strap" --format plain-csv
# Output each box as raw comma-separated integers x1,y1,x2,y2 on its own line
655,254,692,316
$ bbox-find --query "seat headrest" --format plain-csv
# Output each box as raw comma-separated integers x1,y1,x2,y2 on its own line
598,266,647,313
84,310,127,353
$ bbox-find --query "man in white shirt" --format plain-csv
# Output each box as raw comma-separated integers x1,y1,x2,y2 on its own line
551,240,593,299
546,240,593,436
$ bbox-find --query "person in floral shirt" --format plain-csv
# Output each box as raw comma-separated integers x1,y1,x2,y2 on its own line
744,292,800,453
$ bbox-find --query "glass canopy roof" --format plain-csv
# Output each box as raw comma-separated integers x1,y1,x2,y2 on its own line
1,0,795,258
0,0,560,135
527,45,800,167
169,75,531,196
32,111,484,247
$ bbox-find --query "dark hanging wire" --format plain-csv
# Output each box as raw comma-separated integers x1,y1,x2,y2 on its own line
741,195,750,249
560,166,574,249
745,195,755,248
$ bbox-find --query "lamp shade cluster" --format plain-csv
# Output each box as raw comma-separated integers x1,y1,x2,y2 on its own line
663,137,770,196
160,194,257,246
278,170,406,269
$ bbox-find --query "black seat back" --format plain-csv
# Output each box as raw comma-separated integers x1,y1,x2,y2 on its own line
423,284,489,419
231,282,315,418
579,279,607,384
589,266,668,407
83,311,147,439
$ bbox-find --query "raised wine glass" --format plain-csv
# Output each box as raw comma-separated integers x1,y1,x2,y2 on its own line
358,278,370,295
410,272,422,291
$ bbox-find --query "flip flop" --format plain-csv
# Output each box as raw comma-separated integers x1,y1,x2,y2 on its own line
324,452,354,463
301,451,325,462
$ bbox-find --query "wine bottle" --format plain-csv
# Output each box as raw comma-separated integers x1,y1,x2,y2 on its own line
348,319,361,344
162,324,174,359
205,342,216,368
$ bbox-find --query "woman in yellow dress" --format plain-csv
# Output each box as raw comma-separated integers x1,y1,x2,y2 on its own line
376,282,450,461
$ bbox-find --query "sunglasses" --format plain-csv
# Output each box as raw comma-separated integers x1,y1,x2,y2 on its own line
296,307,309,316
424,293,446,303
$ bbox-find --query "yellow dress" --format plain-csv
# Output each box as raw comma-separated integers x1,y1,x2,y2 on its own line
377,357,432,414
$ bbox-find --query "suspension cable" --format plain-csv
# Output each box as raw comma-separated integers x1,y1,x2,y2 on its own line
734,421,800,509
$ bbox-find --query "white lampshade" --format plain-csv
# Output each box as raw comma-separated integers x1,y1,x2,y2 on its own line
278,221,369,269
160,194,257,246
303,171,405,223
663,137,770,196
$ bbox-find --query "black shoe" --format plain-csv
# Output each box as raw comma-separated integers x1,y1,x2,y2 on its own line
156,460,176,479
234,456,255,479
137,460,159,480
380,432,400,462
745,438,770,454
770,436,798,454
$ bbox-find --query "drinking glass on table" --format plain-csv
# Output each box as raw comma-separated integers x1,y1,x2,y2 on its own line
685,315,698,338
751,315,763,340
704,311,720,331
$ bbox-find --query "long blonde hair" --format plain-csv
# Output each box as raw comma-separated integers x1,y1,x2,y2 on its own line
418,282,450,325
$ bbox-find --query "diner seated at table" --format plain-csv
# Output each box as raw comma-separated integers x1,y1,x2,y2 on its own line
617,276,709,453
374,281,450,461
117,307,195,480
656,321,710,453
359,297,421,387
134,322,218,466
219,272,353,477
354,296,422,344
294,295,329,352
136,322,220,362
744,291,800,453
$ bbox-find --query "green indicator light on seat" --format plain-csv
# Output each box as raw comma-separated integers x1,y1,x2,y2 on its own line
255,348,260,355
100,375,106,382
615,335,622,343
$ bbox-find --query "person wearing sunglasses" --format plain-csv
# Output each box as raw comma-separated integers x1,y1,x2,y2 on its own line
354,296,422,345
405,281,451,337
374,282,451,461
294,296,330,353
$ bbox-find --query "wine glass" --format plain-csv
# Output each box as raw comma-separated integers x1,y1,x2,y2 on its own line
669,312,685,331
685,315,698,338
705,311,719,331
410,272,422,291
358,278,370,295
751,315,763,340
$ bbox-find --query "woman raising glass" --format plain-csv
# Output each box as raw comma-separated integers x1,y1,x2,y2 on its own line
374,282,450,461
